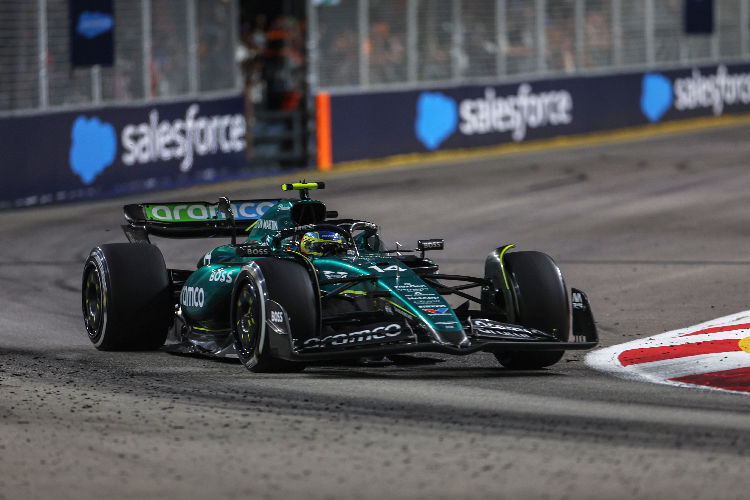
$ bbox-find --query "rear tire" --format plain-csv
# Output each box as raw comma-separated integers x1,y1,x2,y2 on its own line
82,243,172,350
493,251,570,369
231,259,316,372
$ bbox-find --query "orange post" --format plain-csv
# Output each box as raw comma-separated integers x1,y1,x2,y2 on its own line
316,92,332,171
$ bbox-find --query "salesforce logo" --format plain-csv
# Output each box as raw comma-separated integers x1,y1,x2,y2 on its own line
121,104,246,172
414,85,573,150
641,73,674,123
69,116,117,185
68,104,246,186
641,66,750,123
415,92,459,150
76,11,114,39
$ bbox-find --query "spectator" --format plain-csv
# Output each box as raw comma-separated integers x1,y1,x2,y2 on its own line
328,28,359,86
504,1,536,75
546,1,575,73
369,22,406,84
262,16,305,110
585,9,612,68
465,17,497,77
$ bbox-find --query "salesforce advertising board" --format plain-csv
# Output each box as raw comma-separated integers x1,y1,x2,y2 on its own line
328,63,750,163
0,95,246,208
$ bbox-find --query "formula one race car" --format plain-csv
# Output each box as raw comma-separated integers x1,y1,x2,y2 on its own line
82,182,597,372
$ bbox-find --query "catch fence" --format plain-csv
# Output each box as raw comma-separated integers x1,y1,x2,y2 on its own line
308,0,750,93
0,0,240,115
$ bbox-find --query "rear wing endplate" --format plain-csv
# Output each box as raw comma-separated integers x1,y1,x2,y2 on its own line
122,199,280,241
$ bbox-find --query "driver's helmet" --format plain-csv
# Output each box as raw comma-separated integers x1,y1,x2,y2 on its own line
299,231,345,257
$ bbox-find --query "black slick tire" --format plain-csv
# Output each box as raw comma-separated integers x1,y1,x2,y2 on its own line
494,251,570,369
231,258,316,373
82,243,172,350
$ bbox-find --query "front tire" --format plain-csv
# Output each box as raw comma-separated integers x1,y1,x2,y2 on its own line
231,259,316,372
493,251,570,369
232,274,269,371
82,243,172,350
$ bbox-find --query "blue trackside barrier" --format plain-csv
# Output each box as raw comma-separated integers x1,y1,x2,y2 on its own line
3,63,750,208
327,63,750,163
0,95,256,209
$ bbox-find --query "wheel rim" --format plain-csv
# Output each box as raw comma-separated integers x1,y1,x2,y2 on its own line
235,279,262,358
83,266,103,339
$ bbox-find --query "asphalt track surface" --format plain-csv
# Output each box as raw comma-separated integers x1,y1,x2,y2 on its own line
3,125,750,499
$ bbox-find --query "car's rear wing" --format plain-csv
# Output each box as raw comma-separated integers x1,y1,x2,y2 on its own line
122,199,280,241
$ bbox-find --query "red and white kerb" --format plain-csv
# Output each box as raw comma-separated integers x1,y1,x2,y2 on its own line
586,312,750,394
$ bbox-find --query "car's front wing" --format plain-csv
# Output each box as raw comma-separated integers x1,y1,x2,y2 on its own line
268,288,598,362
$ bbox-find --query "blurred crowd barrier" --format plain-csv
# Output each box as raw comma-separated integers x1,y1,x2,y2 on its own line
0,0,240,115
309,0,750,92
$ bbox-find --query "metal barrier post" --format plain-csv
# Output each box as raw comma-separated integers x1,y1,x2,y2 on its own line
575,0,584,70
141,0,152,99
645,0,655,66
92,65,102,104
37,0,48,109
612,0,622,66
358,0,369,88
496,0,506,77
407,0,417,83
451,0,462,81
187,0,198,94
743,0,750,58
711,1,720,60
307,0,319,94
536,0,546,72
230,0,240,90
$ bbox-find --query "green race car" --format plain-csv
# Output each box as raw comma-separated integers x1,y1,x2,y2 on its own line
82,182,597,372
